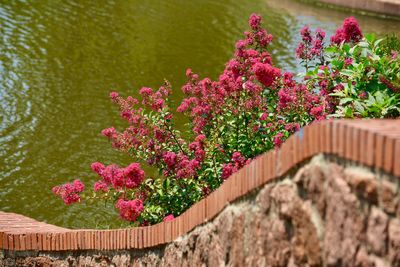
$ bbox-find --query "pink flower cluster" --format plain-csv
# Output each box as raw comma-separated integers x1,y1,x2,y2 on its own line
177,14,277,135
161,150,201,179
249,13,262,30
139,85,171,111
52,179,85,205
163,214,174,222
278,72,326,121
252,62,281,88
221,152,250,180
295,26,326,63
115,199,144,222
91,162,145,191
331,17,363,44
101,83,175,155
273,132,285,147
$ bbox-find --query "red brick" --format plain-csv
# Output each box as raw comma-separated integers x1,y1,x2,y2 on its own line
345,124,352,160
395,139,400,177
384,137,395,173
375,134,385,169
138,228,144,249
66,232,71,251
31,233,38,251
8,234,14,250
19,234,26,251
366,130,376,167
0,232,4,249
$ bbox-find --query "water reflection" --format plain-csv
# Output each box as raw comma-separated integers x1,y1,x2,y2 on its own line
0,0,399,228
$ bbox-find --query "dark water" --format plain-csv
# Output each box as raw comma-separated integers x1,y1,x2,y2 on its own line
1,0,399,229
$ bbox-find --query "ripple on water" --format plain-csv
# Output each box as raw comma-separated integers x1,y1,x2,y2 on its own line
1,0,400,228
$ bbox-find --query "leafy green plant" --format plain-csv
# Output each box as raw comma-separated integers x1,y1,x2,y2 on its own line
306,33,400,118
52,15,400,226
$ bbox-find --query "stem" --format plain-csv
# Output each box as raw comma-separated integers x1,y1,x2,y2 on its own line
162,116,185,155
235,93,241,151
305,42,309,72
212,109,221,182
212,152,219,183
244,113,251,155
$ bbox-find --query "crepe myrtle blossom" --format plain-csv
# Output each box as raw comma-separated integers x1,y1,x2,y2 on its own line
296,26,326,67
90,162,145,191
52,179,85,205
221,152,251,180
163,214,175,222
53,15,391,225
331,16,362,44
115,199,144,222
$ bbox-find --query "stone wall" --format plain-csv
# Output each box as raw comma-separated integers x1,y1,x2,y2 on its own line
305,0,400,17
2,155,399,267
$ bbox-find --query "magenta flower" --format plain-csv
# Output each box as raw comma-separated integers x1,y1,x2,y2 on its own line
93,181,109,192
344,58,353,66
123,163,145,189
163,214,175,222
101,127,117,138
52,179,85,205
110,91,119,101
392,51,398,60
115,199,144,222
91,162,105,176
331,17,362,44
73,179,85,192
273,132,284,147
310,105,325,120
139,87,153,96
358,91,367,99
232,152,246,166
163,151,177,169
252,62,281,88
249,13,262,30
300,26,312,42
221,163,235,180
295,43,307,59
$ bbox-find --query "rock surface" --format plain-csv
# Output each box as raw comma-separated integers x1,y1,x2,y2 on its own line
1,155,399,267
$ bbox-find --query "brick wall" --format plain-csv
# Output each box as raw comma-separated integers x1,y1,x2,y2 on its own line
1,120,399,266
309,0,400,17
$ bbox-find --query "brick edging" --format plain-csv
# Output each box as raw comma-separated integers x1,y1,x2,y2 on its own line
1,119,400,251
312,0,400,17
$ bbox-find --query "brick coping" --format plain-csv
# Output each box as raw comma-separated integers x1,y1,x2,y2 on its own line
312,0,400,17
1,119,399,251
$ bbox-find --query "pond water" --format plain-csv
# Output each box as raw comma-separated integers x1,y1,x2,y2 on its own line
1,0,399,229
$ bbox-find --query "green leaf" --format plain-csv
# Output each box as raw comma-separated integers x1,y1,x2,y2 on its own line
325,46,337,53
339,97,354,105
342,43,351,53
375,91,384,104
365,33,376,43
344,106,354,118
354,101,365,113
340,69,355,77
358,42,370,48
374,38,384,48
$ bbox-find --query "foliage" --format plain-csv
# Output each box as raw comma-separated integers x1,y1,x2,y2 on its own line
305,33,400,118
53,15,400,226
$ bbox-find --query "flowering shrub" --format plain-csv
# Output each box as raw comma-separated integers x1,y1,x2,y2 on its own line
53,15,400,226
304,31,400,118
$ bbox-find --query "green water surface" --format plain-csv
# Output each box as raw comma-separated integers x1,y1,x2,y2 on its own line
1,0,399,228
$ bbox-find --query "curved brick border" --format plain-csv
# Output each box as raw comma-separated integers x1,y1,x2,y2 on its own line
1,119,400,251
309,0,400,17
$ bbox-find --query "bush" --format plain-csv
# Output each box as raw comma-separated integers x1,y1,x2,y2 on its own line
53,14,400,226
